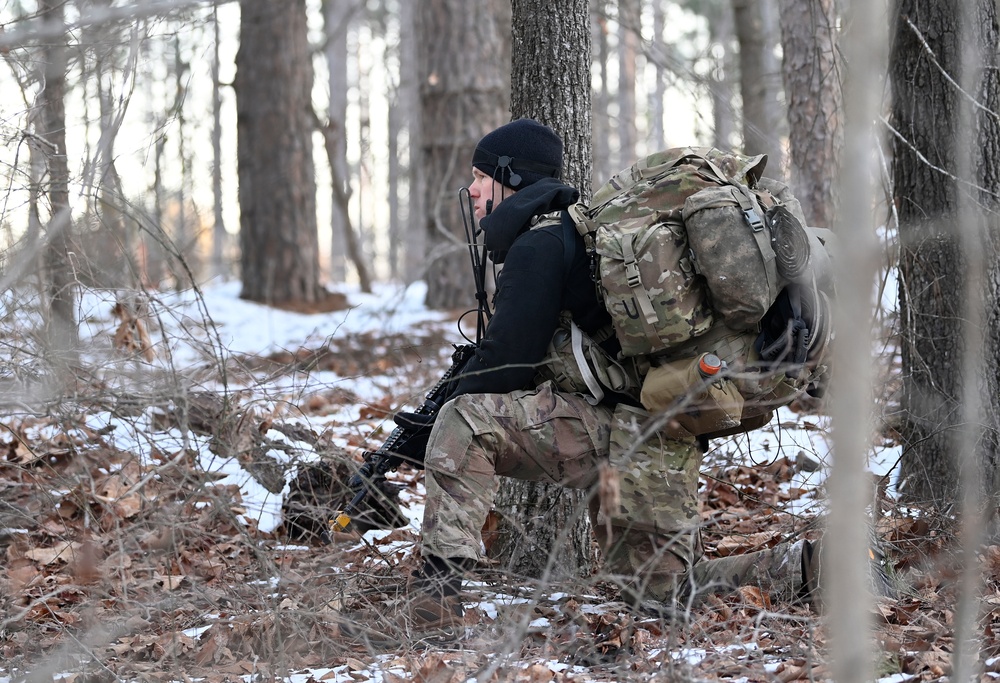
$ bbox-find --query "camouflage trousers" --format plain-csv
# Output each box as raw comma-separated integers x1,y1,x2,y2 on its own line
421,380,807,605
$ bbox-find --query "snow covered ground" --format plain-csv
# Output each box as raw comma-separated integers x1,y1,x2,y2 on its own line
65,278,901,539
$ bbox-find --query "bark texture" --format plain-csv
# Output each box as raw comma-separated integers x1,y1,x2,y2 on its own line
892,0,1000,509
492,0,594,580
235,0,322,305
778,0,843,227
419,0,511,309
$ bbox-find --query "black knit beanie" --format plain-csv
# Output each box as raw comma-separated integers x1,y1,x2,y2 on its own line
472,118,563,190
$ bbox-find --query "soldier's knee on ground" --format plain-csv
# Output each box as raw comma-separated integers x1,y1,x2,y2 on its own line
597,526,698,606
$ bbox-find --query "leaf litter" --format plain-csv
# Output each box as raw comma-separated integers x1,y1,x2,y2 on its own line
0,281,986,682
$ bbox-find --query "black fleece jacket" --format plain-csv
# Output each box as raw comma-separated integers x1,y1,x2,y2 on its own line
449,178,621,399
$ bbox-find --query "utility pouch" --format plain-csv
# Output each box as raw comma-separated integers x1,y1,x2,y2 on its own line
535,312,641,404
639,355,744,437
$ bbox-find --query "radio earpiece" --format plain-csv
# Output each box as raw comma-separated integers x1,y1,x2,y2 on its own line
497,155,522,188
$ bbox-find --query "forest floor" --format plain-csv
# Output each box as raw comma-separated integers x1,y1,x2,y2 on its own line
0,282,993,682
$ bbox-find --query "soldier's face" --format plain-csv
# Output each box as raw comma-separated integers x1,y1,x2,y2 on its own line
469,167,514,221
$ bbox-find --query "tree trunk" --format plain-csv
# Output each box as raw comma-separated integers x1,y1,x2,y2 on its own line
617,0,639,168
211,2,228,279
85,0,131,291
388,82,401,281
592,5,613,183
38,0,78,366
400,0,425,285
318,122,372,293
419,0,510,310
148,134,167,287
824,1,885,678
236,0,322,306
777,0,843,227
707,0,737,150
173,36,191,287
732,0,785,169
320,0,371,292
649,0,666,151
892,0,1000,509
493,0,594,580
323,0,356,284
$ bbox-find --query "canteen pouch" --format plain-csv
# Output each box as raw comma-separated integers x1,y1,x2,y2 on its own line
639,356,744,437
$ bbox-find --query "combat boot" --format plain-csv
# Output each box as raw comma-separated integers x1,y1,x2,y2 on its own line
689,538,810,606
390,586,465,642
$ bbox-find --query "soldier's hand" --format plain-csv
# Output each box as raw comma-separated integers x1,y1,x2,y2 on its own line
393,411,435,431
389,412,436,468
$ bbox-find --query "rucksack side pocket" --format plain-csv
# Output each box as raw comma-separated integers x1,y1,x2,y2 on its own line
639,355,744,437
683,184,780,330
594,216,715,357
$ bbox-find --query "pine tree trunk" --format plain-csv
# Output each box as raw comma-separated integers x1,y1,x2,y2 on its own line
732,0,785,168
649,0,667,151
400,0,425,285
778,0,843,227
592,5,612,183
419,0,511,310
892,0,1000,509
708,1,737,150
494,0,594,580
388,85,401,281
323,0,356,284
616,0,639,168
236,0,322,306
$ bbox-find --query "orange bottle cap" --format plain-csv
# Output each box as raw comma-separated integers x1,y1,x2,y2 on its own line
699,353,722,376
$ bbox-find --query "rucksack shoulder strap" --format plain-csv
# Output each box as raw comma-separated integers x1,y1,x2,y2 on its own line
531,212,577,277
560,211,577,276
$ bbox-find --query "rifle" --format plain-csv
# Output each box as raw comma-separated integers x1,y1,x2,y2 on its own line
329,343,476,534
328,187,489,536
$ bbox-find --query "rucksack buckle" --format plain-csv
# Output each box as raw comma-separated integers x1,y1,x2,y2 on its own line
744,208,764,231
625,260,642,288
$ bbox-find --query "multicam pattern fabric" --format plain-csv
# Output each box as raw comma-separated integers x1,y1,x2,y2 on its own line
420,382,811,605
602,403,702,535
420,383,703,562
582,164,718,357
421,381,614,562
571,147,775,357
682,184,781,330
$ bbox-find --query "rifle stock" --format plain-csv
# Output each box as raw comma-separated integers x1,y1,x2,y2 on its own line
329,343,476,534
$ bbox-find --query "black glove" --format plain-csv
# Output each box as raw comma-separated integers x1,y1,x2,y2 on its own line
393,411,436,430
388,411,436,468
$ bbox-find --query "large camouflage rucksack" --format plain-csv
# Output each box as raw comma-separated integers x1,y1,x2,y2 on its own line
558,146,835,437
